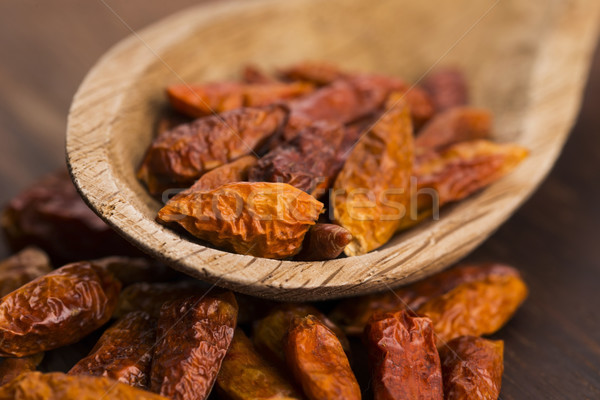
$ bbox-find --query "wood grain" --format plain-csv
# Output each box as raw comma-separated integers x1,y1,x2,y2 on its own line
65,0,600,300
0,1,599,397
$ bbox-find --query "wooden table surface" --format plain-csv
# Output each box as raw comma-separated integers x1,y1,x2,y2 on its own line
0,1,599,398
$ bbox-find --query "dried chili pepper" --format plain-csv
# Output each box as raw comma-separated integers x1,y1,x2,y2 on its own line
185,155,257,192
253,303,350,367
113,281,206,319
166,81,312,118
333,94,414,256
138,105,288,195
418,274,528,347
1,170,139,264
0,247,52,297
280,62,434,129
0,261,121,357
285,315,361,400
0,353,44,386
415,107,492,149
164,155,258,210
158,182,323,259
399,140,528,230
295,223,353,261
278,61,344,86
423,67,469,112
329,263,521,335
150,291,238,400
68,311,156,389
156,110,193,136
91,256,181,287
249,122,344,197
0,372,168,400
365,310,443,400
439,336,504,400
282,79,372,143
216,328,302,400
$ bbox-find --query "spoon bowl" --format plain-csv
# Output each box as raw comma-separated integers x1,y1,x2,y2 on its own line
66,0,599,300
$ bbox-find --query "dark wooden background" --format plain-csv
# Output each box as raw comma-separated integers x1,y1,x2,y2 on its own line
0,1,598,398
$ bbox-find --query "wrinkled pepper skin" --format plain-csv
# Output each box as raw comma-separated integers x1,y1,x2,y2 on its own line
365,311,443,400
1,170,138,264
138,105,288,195
285,315,361,400
0,262,121,357
333,94,414,256
439,336,504,400
329,263,522,335
418,274,528,347
158,182,323,259
330,264,524,339
398,140,529,231
249,122,344,197
68,311,156,389
166,81,312,118
216,328,302,400
150,291,238,400
113,281,206,319
0,372,169,400
415,107,492,150
422,67,469,112
0,353,44,386
0,247,52,297
294,223,353,261
253,303,350,367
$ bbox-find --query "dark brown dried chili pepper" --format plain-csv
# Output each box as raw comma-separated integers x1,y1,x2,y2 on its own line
1,170,139,264
365,310,443,400
0,261,121,357
294,223,353,261
0,372,169,400
285,315,361,400
329,263,520,336
216,328,302,400
249,122,344,197
439,336,504,400
418,274,528,347
253,303,351,367
113,281,206,319
137,105,288,195
68,311,156,389
150,291,238,400
0,353,44,386
415,107,492,150
333,94,414,256
166,81,313,118
0,247,52,297
422,67,469,112
157,182,323,259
